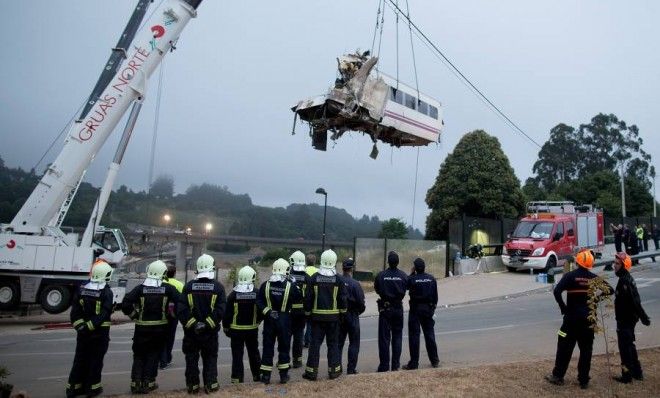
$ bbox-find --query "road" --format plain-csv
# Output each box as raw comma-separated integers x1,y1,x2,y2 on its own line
2,267,659,397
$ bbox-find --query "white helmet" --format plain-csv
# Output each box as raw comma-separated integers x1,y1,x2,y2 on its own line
146,260,168,280
90,261,113,283
196,254,215,279
272,258,290,276
320,250,337,271
289,250,306,272
238,265,256,285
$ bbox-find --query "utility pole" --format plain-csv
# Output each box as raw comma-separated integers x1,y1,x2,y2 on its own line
652,166,657,218
620,161,627,218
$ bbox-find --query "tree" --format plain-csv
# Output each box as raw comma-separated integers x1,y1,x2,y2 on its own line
150,174,174,199
425,130,525,239
379,218,408,239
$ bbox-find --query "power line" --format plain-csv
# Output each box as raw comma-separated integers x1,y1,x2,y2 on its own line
384,0,543,149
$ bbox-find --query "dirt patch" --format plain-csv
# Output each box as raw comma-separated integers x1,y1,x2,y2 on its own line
123,347,660,398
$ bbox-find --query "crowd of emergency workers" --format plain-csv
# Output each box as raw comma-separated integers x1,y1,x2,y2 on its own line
63,247,650,397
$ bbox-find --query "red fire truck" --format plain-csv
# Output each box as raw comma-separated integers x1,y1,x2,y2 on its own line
502,201,604,272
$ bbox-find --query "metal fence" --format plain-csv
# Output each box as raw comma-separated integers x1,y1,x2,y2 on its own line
448,216,518,256
354,238,446,279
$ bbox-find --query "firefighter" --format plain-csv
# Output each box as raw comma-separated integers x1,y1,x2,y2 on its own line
66,261,114,398
545,249,612,389
257,258,300,384
122,260,180,393
177,254,227,394
338,258,365,375
160,264,184,370
288,250,310,368
403,257,439,370
223,265,262,384
302,250,347,381
303,253,318,348
374,251,408,372
612,252,651,383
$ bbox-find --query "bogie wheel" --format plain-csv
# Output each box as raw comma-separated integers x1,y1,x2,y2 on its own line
40,284,72,314
0,279,20,311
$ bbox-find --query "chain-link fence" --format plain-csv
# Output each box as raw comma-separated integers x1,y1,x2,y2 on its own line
354,238,446,279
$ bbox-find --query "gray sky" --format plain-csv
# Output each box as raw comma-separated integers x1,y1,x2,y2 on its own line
1,1,658,231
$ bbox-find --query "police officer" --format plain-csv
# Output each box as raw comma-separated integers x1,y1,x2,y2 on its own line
122,260,179,393
338,258,365,375
223,265,262,384
612,252,651,383
177,254,227,394
288,251,310,368
403,257,439,370
257,258,299,384
545,249,612,389
374,251,408,372
302,250,347,381
66,261,114,398
160,264,184,370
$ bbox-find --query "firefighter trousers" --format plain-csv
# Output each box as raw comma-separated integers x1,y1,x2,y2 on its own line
617,323,643,378
229,329,261,383
66,330,109,396
338,311,360,373
182,331,219,390
552,319,594,384
306,320,341,376
160,318,178,367
290,312,306,364
407,304,438,367
260,315,291,375
377,307,403,372
131,327,167,389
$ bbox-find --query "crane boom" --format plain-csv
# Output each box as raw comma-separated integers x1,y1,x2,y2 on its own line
10,0,202,232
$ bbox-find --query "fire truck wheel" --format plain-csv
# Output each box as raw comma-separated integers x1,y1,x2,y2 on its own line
40,284,72,314
543,256,557,273
506,266,518,273
0,279,20,311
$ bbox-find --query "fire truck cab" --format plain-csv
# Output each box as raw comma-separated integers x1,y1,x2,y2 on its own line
502,201,604,272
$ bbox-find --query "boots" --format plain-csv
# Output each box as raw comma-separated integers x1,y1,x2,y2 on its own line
260,372,271,385
279,370,290,384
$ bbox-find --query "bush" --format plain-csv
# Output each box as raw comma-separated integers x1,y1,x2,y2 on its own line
261,248,295,265
206,242,250,253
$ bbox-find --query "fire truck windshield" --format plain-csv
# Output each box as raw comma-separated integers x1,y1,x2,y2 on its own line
512,221,554,239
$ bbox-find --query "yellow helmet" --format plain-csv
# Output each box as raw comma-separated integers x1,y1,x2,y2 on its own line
146,260,168,280
90,261,113,283
272,258,290,276
238,265,256,285
320,249,337,271
289,250,306,271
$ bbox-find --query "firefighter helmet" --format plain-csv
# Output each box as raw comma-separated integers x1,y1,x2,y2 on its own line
238,265,256,285
90,261,113,283
614,252,632,271
272,258,290,276
575,249,594,269
146,260,168,280
320,249,337,270
289,250,306,271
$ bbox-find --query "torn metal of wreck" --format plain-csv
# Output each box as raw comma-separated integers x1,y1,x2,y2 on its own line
291,54,443,158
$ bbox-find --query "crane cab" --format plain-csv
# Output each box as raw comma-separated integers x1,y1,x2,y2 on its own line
93,226,129,265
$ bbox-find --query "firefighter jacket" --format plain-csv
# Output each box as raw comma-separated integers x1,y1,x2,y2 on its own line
553,267,612,321
614,268,650,326
70,284,113,333
257,279,299,317
289,270,310,315
407,272,438,308
177,278,227,333
341,274,365,314
304,273,347,322
374,267,408,307
122,283,179,330
223,288,262,331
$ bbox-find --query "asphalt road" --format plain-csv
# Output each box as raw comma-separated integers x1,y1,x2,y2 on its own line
3,267,659,397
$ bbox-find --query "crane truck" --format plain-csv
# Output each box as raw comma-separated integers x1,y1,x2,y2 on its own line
0,0,204,314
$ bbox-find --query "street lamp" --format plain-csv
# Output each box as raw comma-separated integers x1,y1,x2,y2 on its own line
163,213,171,230
315,187,328,251
204,222,213,235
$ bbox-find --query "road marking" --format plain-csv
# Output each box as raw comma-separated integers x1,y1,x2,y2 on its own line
635,278,660,288
641,299,657,306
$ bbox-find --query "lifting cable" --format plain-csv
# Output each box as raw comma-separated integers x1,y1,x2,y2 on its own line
383,0,543,150
147,60,165,191
404,0,421,229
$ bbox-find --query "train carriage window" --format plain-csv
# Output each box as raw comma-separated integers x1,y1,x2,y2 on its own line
418,100,429,115
404,93,416,110
389,87,403,104
429,105,438,119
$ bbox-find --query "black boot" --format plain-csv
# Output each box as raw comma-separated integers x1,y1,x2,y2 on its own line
544,374,564,386
279,370,290,384
613,374,632,384
260,372,271,385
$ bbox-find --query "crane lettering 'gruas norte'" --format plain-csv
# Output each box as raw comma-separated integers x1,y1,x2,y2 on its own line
291,51,444,159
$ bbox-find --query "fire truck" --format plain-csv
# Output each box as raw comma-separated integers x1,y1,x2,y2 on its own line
502,201,604,272
0,0,203,313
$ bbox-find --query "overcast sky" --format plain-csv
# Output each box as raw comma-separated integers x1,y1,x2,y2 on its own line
1,0,658,231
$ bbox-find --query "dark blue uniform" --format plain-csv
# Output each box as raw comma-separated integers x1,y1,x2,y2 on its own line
257,279,299,383
374,252,408,372
66,284,113,398
405,259,439,369
289,270,310,367
339,272,365,374
550,267,611,386
223,287,262,384
614,267,650,381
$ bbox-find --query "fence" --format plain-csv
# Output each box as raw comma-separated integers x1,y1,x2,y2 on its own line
354,238,446,279
448,215,518,257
